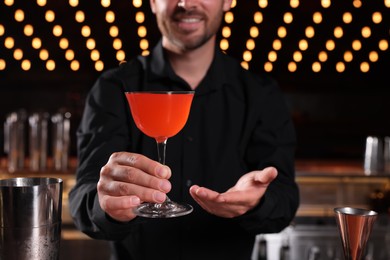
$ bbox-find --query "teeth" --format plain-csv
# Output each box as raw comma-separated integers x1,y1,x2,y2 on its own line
181,18,200,23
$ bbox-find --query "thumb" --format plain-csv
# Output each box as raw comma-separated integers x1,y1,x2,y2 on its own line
254,167,278,184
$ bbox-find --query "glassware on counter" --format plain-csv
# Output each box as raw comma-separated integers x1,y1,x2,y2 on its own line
384,136,390,173
3,110,27,172
3,109,71,173
28,112,49,171
364,136,384,175
51,111,71,172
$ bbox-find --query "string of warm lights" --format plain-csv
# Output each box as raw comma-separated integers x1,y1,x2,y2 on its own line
133,0,151,57
219,0,236,54
0,0,149,72
0,0,389,75
239,0,389,74
237,0,257,70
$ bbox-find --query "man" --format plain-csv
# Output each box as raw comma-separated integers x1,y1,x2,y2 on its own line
69,0,299,259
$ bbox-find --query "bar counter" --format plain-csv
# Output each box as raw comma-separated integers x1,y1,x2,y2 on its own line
1,158,390,259
1,158,389,218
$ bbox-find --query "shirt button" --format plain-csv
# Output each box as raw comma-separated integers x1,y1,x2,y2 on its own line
186,179,192,187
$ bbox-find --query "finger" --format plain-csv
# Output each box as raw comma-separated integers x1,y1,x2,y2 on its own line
254,167,278,184
99,179,167,203
100,194,141,211
100,164,171,193
189,185,225,202
189,185,203,205
189,186,216,213
99,195,140,221
108,152,171,179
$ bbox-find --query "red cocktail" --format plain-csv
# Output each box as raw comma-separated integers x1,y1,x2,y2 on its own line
125,91,194,218
126,92,193,143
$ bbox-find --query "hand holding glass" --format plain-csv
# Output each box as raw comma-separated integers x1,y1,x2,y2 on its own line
125,91,194,218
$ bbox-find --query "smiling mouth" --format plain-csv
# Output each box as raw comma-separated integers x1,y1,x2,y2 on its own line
180,18,202,23
173,16,203,32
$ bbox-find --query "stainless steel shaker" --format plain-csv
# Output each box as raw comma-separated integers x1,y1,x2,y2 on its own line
0,177,63,260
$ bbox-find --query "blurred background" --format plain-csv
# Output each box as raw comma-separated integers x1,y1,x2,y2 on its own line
1,1,390,259
0,0,389,159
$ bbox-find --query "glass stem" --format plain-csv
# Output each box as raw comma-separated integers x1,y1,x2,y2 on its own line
156,139,171,203
156,139,167,165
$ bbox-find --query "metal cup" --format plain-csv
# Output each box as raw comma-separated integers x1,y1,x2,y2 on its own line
0,177,63,260
334,207,377,260
364,136,384,175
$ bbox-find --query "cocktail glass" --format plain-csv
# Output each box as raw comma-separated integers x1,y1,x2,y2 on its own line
125,91,194,218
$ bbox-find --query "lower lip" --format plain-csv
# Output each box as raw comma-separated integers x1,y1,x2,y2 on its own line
176,20,202,32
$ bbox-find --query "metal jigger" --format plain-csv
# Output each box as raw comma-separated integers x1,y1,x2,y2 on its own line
334,207,378,260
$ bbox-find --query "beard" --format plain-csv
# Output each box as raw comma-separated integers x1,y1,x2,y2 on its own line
167,29,214,51
158,8,224,51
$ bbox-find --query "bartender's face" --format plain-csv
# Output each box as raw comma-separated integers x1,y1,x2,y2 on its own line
150,0,232,51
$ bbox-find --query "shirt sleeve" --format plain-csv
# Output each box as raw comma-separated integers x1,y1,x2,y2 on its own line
235,75,299,235
68,69,142,240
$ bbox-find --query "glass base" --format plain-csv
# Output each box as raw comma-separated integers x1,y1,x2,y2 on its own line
133,200,193,218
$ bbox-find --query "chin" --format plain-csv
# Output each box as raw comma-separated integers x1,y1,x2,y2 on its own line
178,37,212,50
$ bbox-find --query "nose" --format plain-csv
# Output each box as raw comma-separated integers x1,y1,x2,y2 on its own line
177,0,196,9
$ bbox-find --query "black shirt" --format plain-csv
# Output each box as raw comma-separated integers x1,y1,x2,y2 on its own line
69,41,299,260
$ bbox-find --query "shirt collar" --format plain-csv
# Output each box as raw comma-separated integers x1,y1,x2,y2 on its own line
147,40,230,94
